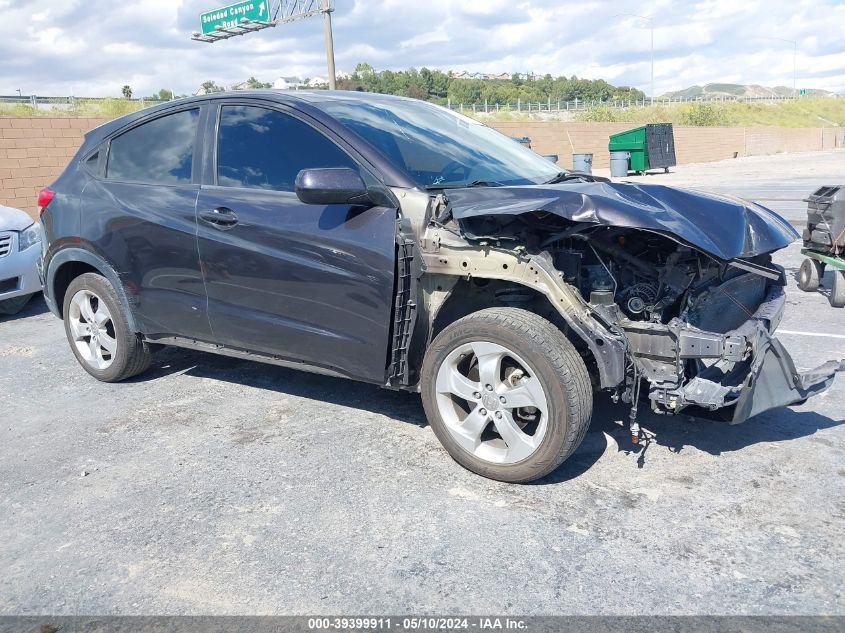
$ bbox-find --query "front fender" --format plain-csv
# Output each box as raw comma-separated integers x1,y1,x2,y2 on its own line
420,241,626,388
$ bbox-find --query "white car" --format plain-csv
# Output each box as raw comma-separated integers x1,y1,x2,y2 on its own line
0,205,42,315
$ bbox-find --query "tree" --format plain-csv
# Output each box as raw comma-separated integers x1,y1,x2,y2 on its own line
201,80,225,94
144,88,173,101
354,62,375,77
334,64,640,106
245,76,272,89
121,85,132,99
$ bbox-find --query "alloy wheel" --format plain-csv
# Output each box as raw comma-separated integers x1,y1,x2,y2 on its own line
68,289,117,370
434,341,549,464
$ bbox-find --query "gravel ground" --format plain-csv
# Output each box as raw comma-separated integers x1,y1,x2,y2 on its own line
1,150,843,616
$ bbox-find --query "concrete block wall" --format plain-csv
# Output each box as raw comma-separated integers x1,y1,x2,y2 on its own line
1,116,843,220
672,127,746,164
490,121,632,170
0,117,107,218
488,121,845,171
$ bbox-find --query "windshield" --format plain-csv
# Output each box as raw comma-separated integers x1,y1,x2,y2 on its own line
314,98,561,189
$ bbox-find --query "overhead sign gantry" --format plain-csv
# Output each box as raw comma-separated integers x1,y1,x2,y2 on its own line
192,0,337,89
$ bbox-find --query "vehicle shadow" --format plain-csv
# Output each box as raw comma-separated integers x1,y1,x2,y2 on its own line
135,346,611,481
133,346,843,481
595,394,843,466
0,293,49,322
134,345,429,427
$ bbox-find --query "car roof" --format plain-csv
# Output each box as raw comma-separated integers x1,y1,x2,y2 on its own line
87,90,419,138
84,90,421,189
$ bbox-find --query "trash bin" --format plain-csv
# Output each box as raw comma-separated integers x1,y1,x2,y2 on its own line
610,151,630,177
572,153,593,174
608,124,676,174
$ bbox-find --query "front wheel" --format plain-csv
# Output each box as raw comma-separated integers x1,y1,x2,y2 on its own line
420,308,593,483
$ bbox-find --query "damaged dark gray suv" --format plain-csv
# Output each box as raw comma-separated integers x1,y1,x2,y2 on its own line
39,91,843,482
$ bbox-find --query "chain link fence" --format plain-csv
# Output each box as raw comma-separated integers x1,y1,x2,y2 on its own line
445,94,835,115
0,95,173,111
1,92,839,115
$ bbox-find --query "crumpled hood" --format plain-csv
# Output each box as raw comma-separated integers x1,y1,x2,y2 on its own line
0,204,35,232
446,181,798,261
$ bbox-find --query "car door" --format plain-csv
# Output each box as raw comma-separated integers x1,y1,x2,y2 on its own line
195,103,397,383
81,106,211,340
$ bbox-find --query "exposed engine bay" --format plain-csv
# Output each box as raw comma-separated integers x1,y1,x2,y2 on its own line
461,211,771,329
408,180,843,440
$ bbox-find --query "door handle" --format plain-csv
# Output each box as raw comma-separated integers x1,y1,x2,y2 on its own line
200,207,239,228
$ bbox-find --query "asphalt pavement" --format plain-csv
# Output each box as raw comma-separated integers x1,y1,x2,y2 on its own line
1,150,843,615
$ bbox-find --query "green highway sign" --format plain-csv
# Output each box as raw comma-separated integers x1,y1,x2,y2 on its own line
200,0,271,35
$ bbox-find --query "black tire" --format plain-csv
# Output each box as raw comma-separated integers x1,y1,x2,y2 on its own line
62,272,152,382
798,258,822,292
830,269,845,308
0,293,32,315
420,307,593,483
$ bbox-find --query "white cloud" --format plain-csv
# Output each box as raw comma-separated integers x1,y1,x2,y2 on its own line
0,0,842,97
401,27,450,49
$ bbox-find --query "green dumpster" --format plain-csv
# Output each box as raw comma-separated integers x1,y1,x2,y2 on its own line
608,124,676,174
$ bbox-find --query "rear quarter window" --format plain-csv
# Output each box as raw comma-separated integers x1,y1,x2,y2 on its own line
107,109,199,184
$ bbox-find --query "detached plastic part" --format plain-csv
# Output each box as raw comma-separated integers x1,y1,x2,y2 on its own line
730,337,844,424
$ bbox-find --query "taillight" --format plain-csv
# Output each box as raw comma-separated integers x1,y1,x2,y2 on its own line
37,187,55,217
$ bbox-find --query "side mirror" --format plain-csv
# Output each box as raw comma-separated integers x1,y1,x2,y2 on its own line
295,168,371,206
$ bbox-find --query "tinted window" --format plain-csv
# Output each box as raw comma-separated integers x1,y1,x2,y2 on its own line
83,150,100,176
315,99,560,188
107,109,199,184
217,106,357,191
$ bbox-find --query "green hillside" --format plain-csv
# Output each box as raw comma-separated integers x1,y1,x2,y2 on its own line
574,98,845,127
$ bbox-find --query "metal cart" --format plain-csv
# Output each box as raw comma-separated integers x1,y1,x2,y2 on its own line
797,186,845,308
798,248,845,308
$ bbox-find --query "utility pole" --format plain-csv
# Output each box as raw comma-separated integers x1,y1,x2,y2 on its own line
615,13,654,104
322,0,336,90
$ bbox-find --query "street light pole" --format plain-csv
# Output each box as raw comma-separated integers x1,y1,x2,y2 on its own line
322,0,337,90
615,13,654,104
650,21,654,105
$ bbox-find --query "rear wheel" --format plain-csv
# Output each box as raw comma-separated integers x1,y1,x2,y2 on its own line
420,308,593,483
830,269,845,308
798,257,823,292
63,273,152,382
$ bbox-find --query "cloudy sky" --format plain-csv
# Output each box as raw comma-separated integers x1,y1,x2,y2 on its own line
2,0,844,98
